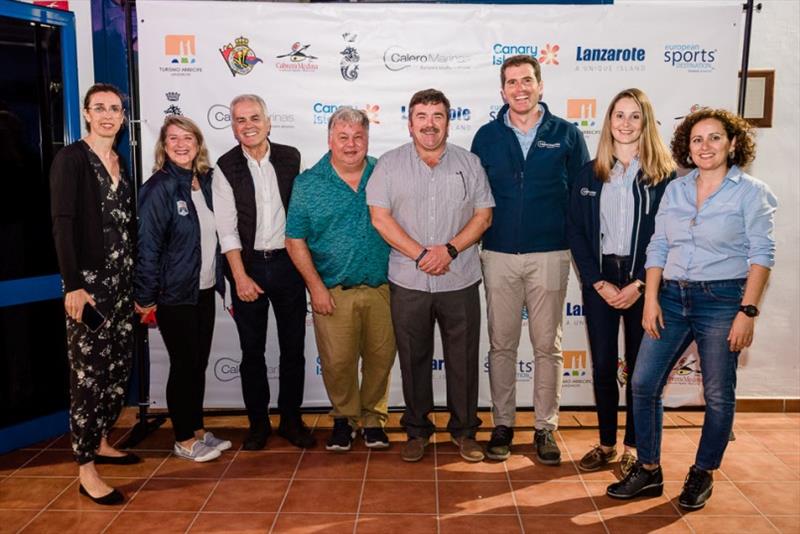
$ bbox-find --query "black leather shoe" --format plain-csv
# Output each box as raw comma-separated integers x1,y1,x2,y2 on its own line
678,465,713,510
94,452,142,465
278,418,316,449
79,484,124,505
607,461,664,499
242,424,271,451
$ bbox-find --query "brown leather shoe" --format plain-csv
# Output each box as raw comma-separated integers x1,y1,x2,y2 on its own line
451,436,485,462
578,445,617,472
401,437,429,462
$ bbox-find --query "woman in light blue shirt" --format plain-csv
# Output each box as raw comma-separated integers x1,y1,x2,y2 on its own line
607,109,777,511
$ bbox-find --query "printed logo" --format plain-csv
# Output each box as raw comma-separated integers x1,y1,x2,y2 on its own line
562,350,590,389
483,355,533,381
491,42,560,66
176,200,189,216
488,104,503,121
220,36,262,77
206,104,295,131
213,357,240,382
664,44,717,73
579,187,597,197
567,98,601,136
667,354,702,385
400,105,472,130
574,45,646,72
275,42,319,72
564,299,586,326
163,92,182,116
312,102,379,126
384,45,469,72
340,32,360,81
160,35,202,76
537,140,561,149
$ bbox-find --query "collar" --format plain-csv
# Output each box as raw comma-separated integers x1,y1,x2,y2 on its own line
503,103,543,134
685,164,742,185
240,143,271,165
165,159,193,182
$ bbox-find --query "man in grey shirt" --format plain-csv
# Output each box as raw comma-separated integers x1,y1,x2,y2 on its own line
366,89,494,463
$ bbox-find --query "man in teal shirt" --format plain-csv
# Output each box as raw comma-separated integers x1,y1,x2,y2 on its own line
286,107,395,451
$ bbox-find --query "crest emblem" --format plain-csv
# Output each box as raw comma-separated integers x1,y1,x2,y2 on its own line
220,36,263,77
340,33,360,82
177,200,189,216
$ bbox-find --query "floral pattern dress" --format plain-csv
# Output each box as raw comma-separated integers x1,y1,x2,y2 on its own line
66,141,135,464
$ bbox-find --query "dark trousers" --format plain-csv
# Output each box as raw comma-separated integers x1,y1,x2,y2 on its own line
156,288,216,442
231,250,307,429
582,255,644,448
390,282,482,439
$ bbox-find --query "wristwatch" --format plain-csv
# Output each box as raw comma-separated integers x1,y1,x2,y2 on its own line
445,243,459,259
738,304,760,317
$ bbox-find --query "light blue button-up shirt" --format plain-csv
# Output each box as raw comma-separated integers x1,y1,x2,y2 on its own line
503,104,542,157
645,165,777,281
600,157,639,256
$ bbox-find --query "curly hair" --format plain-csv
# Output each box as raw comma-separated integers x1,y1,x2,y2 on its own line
671,108,756,169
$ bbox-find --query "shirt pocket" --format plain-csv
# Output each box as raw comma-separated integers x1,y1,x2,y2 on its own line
446,171,469,203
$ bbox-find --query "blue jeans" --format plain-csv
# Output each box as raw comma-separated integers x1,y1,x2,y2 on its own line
632,279,745,470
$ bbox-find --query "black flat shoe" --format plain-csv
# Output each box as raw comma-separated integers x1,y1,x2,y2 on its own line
94,452,142,465
79,484,124,505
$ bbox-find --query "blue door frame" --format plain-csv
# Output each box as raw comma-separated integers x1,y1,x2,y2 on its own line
0,0,81,454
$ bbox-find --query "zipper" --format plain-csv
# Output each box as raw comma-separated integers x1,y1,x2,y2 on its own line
630,181,643,278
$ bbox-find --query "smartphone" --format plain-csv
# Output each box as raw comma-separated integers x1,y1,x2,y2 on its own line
82,303,107,332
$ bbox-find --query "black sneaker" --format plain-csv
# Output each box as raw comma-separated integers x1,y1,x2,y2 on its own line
607,461,664,499
362,427,390,449
326,418,355,451
678,465,713,510
534,429,561,465
486,425,514,461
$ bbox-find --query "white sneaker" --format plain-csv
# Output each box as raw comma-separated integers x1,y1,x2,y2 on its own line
173,441,221,462
201,431,232,452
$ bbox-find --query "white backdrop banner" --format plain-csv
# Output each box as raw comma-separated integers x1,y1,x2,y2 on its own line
137,1,741,409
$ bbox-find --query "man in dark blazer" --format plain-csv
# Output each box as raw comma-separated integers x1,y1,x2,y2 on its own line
212,94,314,450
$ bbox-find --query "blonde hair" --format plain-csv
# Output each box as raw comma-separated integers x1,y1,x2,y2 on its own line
153,115,211,175
594,88,675,185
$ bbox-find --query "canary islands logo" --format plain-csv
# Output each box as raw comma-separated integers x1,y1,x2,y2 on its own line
219,36,263,77
340,33,360,81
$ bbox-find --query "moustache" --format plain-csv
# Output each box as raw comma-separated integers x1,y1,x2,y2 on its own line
421,127,440,134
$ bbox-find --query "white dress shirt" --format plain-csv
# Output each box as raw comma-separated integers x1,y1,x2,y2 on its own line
212,145,287,254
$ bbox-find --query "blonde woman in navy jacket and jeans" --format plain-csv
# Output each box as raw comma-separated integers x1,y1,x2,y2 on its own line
567,88,675,477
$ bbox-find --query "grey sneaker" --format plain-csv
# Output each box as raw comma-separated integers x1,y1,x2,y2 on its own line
534,429,561,465
201,431,232,452
173,440,221,463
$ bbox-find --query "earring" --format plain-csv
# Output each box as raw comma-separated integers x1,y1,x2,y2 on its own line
686,155,693,166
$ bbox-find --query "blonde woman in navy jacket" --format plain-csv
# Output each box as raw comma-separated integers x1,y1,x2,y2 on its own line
567,88,675,476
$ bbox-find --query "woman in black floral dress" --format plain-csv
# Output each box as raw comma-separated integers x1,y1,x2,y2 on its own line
50,84,138,505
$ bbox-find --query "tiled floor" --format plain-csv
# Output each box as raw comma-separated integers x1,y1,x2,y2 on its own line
1,410,798,533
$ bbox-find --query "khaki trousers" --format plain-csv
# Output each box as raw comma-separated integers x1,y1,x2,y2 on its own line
481,249,571,430
312,284,396,428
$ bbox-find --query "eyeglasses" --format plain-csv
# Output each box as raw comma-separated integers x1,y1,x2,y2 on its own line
87,105,124,116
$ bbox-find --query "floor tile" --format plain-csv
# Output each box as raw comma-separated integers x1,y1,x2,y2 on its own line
512,480,596,515
775,454,800,475
280,480,362,513
18,510,116,533
189,512,275,533
294,451,367,480
437,454,507,481
603,515,693,533
683,515,780,533
365,451,435,480
152,453,233,479
126,428,177,450
271,512,356,533
748,429,800,454
93,451,170,479
505,454,581,481
356,514,437,533
0,451,38,477
767,515,800,534
439,513,522,532
359,480,436,514
661,429,701,453
0,510,38,534
104,511,195,533
13,450,76,477
202,478,289,513
125,478,217,511
47,478,146,511
735,481,800,516
720,452,800,482
437,480,515,515
735,413,797,431
0,477,73,509
518,513,607,533
224,451,301,479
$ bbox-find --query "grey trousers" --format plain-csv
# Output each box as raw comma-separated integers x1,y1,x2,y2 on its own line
481,249,571,430
390,282,482,439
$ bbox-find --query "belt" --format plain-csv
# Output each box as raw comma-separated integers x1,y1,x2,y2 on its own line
663,278,746,289
335,283,384,291
251,248,288,260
